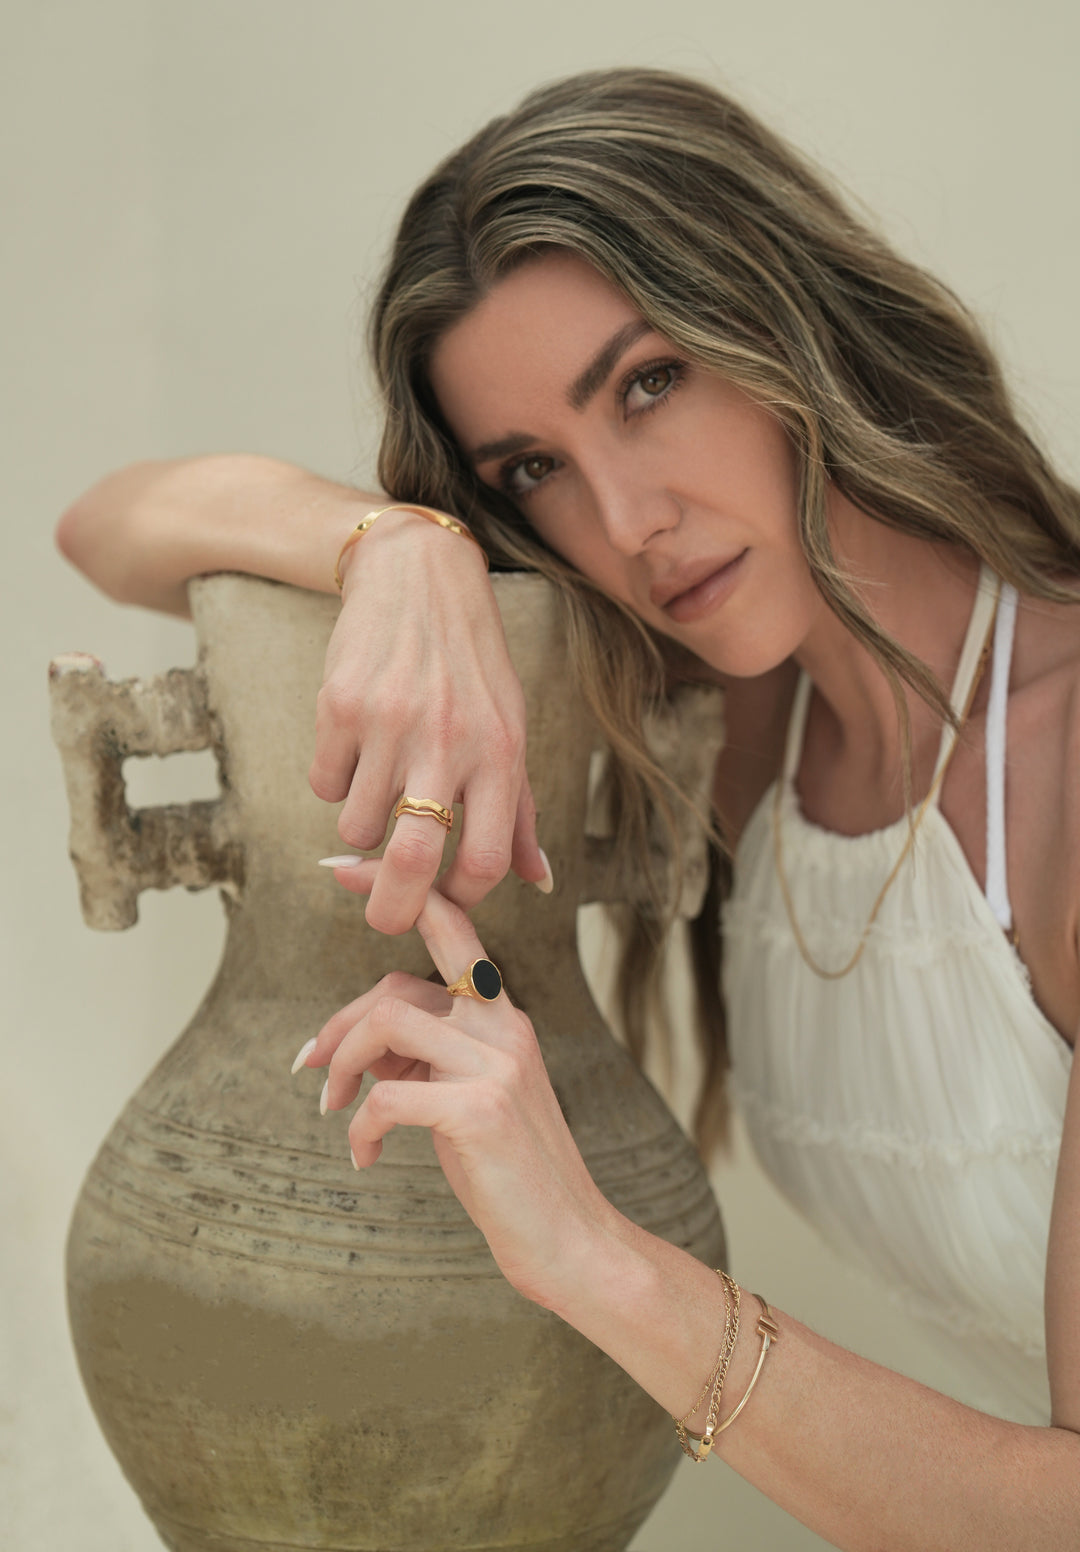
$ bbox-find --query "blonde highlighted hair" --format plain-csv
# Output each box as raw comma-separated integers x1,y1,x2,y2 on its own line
368,67,1080,1164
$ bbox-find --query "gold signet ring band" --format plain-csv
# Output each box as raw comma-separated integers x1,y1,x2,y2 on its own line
445,959,503,1002
393,795,454,832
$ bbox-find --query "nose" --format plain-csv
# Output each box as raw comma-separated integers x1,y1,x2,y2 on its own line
589,463,680,557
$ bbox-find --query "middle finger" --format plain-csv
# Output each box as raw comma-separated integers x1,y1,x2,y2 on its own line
325,996,488,1111
303,969,451,1069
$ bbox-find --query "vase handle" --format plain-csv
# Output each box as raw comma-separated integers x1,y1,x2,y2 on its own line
580,682,725,918
48,653,242,931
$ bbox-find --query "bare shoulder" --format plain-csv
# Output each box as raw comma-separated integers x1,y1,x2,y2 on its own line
1011,588,1080,1031
713,658,799,848
1044,602,1080,968
1015,589,1080,800
1032,594,1080,1420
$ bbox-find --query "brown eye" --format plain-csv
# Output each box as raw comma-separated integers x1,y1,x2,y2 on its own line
640,366,674,396
622,359,684,415
502,451,559,498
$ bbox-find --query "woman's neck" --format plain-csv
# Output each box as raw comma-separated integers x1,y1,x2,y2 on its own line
792,500,983,774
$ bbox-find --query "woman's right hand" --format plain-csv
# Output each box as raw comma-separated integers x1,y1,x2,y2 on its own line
55,458,541,929
309,509,549,933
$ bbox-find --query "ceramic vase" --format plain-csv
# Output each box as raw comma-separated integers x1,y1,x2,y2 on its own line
50,572,727,1552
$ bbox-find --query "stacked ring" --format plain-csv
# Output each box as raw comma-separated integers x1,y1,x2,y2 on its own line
394,795,454,832
446,959,503,1002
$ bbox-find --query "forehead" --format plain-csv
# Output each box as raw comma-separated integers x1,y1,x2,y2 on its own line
429,252,641,439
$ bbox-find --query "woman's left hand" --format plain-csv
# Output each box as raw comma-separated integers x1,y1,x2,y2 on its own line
296,860,617,1310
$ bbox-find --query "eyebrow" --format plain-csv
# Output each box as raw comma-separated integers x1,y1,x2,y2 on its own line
469,318,654,464
567,318,651,411
471,431,537,465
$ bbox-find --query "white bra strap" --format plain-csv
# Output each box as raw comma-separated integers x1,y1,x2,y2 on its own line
930,565,1002,795
985,582,1018,932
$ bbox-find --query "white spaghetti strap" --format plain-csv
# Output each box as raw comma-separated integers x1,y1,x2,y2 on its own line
985,582,1019,932
929,565,1001,793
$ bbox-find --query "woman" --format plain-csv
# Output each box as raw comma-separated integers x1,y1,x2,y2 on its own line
57,69,1080,1549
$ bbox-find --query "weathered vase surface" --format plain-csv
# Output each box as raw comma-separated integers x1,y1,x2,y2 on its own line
51,572,727,1552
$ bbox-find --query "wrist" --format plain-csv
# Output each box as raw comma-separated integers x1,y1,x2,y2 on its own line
336,502,488,594
540,1201,739,1420
534,1191,642,1318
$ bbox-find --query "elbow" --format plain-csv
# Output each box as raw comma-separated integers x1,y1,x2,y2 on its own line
55,496,99,581
55,473,141,602
55,499,87,569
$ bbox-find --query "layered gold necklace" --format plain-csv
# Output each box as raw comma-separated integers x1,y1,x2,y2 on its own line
772,584,1001,980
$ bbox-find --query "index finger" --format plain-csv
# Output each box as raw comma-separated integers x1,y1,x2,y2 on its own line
327,856,500,1004
412,886,499,1001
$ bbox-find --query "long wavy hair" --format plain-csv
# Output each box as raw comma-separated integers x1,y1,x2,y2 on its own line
368,67,1080,1164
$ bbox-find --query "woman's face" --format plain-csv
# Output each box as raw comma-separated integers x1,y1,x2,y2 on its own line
429,250,824,678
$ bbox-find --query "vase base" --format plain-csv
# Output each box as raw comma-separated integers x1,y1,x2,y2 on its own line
154,1509,651,1552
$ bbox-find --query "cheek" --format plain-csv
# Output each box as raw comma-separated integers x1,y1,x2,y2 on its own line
527,502,633,595
719,440,799,535
682,391,800,522
510,479,588,560
537,517,614,579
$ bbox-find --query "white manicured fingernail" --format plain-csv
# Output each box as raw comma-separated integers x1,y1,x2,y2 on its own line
318,855,362,868
349,1145,360,1170
535,848,554,895
319,1079,330,1116
290,1037,317,1075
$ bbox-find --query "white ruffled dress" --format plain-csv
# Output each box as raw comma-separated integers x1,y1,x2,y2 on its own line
722,569,1073,1423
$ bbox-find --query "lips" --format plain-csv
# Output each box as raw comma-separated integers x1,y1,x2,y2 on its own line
650,549,747,614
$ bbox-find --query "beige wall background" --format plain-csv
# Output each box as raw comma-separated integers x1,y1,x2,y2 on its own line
4,2,1079,1548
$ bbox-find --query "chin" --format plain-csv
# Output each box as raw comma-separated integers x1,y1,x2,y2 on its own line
670,623,796,682
661,560,812,681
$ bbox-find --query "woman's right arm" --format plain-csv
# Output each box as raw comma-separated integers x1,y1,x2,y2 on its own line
55,454,375,616
55,455,547,928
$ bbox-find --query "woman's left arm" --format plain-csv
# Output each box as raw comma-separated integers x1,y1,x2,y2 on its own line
1045,1013,1080,1432
596,1048,1080,1552
538,1043,1080,1552
305,862,1080,1552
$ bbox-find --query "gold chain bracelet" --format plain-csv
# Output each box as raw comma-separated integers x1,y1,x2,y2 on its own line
674,1269,740,1463
674,1281,780,1462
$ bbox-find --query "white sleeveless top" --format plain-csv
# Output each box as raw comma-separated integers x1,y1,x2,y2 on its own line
722,568,1073,1424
